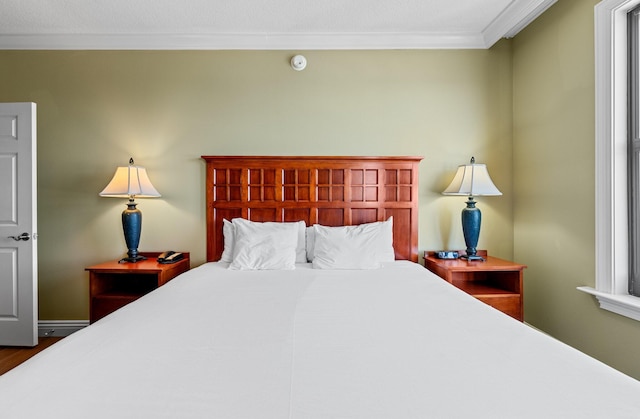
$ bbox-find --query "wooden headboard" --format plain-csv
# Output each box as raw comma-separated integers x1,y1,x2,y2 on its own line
201,156,423,262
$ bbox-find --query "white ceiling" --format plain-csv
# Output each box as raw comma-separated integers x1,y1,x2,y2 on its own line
0,0,557,50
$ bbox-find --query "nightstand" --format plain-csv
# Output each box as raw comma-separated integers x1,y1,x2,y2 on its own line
424,251,526,321
86,252,190,323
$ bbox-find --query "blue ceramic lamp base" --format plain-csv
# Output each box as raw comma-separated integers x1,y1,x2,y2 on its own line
460,197,485,261
120,199,146,263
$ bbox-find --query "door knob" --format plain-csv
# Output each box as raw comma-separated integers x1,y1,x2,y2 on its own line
8,232,30,241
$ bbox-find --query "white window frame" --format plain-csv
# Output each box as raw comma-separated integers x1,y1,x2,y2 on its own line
578,0,640,321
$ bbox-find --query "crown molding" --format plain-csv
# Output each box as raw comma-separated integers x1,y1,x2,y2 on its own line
482,0,558,47
0,32,488,50
0,1,557,50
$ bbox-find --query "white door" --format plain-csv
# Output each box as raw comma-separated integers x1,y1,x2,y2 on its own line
0,103,37,346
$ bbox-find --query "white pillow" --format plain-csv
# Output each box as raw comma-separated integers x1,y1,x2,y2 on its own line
220,219,235,263
229,218,299,270
311,217,395,269
305,226,315,262
292,220,307,263
221,218,307,263
306,217,394,263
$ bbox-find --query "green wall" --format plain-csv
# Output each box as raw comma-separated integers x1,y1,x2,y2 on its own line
3,0,639,380
0,47,514,321
513,0,640,379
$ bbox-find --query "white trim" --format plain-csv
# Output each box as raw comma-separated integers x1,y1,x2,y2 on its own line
0,32,488,50
0,0,556,50
580,0,640,320
38,320,88,337
483,0,558,45
578,287,640,321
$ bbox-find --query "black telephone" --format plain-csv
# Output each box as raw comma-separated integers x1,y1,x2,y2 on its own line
157,251,184,264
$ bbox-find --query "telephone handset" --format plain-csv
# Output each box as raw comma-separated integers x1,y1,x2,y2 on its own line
157,251,184,264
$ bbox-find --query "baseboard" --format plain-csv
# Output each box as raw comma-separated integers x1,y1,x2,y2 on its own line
38,320,89,337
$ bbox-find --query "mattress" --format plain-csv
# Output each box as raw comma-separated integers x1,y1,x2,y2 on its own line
2,261,640,418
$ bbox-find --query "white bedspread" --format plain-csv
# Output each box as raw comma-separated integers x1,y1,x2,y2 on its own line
2,261,640,418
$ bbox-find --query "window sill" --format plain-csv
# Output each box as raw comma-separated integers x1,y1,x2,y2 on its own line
578,287,640,321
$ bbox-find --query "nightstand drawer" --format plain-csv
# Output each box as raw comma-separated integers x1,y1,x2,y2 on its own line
475,295,522,320
91,295,140,321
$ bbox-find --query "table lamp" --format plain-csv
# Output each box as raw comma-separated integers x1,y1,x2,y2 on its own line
99,158,161,262
442,157,501,261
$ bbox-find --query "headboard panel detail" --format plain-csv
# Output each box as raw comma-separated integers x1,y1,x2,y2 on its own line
202,156,423,262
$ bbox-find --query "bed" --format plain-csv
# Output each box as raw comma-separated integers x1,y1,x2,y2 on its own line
2,156,640,418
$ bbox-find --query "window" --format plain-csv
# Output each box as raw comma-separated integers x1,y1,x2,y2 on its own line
630,5,640,296
578,0,640,320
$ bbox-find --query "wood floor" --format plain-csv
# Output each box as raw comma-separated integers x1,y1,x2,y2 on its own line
0,337,63,375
